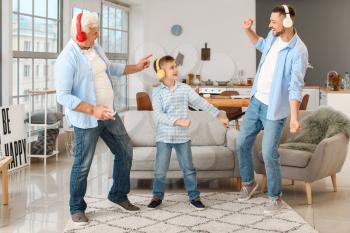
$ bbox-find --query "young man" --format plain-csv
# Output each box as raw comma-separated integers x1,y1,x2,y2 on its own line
55,12,152,224
148,56,229,209
236,5,308,214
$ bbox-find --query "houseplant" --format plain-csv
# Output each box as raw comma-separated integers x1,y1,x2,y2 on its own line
327,71,341,91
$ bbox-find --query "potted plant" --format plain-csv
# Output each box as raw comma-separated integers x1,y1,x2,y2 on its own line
327,71,341,91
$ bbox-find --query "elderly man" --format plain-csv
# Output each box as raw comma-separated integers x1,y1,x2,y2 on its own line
55,12,151,224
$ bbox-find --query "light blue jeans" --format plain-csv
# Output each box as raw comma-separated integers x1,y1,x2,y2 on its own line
152,141,200,201
236,96,286,200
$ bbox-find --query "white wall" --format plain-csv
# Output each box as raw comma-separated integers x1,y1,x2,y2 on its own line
127,0,256,107
1,0,12,106
2,0,256,108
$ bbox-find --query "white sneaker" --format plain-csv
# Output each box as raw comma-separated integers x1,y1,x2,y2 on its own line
263,199,283,214
238,181,259,201
71,212,89,226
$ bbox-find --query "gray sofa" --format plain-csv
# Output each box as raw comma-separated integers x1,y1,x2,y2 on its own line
122,110,241,190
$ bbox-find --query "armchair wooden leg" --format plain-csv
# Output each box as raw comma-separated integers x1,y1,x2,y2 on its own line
236,177,242,191
331,174,337,192
305,182,312,205
291,180,295,185
261,175,267,193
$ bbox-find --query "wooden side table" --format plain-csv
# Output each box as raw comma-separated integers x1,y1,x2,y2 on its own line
0,156,12,205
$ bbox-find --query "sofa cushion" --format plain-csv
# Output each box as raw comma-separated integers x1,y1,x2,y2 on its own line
124,111,156,147
189,146,235,170
188,111,227,146
258,148,312,168
131,146,234,171
124,111,227,147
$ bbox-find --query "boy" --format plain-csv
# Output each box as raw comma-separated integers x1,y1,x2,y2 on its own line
148,55,229,209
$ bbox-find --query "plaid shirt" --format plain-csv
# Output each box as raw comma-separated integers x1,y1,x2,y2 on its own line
152,81,220,143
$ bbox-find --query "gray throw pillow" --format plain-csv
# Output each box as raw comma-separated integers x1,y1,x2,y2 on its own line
26,111,63,124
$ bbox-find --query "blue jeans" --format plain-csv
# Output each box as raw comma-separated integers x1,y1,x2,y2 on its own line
70,114,133,214
236,96,286,200
152,141,200,201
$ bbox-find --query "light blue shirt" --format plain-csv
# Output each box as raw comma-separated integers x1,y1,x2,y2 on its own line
152,82,220,143
55,40,125,129
251,30,308,120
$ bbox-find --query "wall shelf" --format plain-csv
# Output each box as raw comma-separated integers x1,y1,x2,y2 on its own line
26,89,60,168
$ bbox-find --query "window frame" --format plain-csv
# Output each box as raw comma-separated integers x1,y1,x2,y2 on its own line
101,1,130,112
12,0,62,109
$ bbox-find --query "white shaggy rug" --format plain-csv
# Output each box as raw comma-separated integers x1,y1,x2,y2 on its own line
64,192,317,233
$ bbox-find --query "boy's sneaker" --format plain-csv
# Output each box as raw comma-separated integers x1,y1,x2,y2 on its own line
190,198,205,210
238,181,259,201
263,198,283,214
147,197,162,209
71,212,88,225
108,197,140,212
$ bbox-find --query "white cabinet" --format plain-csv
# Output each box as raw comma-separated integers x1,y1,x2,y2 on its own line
227,87,251,95
302,88,319,111
320,89,350,118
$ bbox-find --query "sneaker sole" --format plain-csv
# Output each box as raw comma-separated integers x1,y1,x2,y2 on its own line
263,204,283,214
237,183,259,201
108,199,140,213
263,207,282,214
189,203,206,210
147,204,162,210
72,221,89,226
147,206,160,210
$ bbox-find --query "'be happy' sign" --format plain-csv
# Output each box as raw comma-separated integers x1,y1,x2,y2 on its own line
0,105,28,171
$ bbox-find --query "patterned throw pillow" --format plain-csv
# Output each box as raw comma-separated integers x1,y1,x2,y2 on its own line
30,129,60,155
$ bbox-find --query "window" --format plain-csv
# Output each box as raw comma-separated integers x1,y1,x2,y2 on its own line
24,40,31,51
102,2,129,112
12,0,61,112
35,64,39,76
23,65,30,77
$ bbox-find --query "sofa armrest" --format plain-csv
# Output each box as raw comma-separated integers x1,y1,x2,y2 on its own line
306,133,349,182
226,127,240,152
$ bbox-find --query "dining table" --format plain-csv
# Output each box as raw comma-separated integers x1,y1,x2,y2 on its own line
204,96,250,108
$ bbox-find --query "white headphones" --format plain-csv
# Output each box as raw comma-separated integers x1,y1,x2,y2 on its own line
282,5,293,28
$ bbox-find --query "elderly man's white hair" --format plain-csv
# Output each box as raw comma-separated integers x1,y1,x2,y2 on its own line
71,12,99,40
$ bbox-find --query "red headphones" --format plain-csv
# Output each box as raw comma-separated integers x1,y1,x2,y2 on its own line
76,13,87,42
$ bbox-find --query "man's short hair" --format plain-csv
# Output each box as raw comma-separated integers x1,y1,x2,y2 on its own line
272,5,296,18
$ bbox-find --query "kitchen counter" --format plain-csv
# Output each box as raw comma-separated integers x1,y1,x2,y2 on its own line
190,85,253,88
194,85,321,111
320,87,350,94
191,84,320,89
